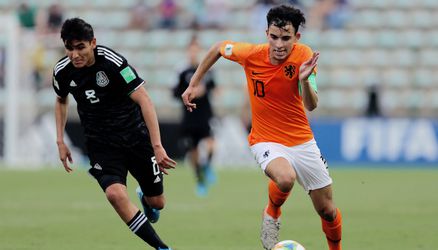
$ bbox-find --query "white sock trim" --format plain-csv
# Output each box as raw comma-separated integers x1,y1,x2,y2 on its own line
128,212,147,233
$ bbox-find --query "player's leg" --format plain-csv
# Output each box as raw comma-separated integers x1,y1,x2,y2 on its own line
310,186,342,250
189,146,205,184
264,157,295,218
188,145,208,196
293,139,341,250
105,183,138,220
89,170,170,249
251,142,295,250
190,132,209,196
105,183,171,250
262,158,295,250
127,143,173,249
204,136,215,163
87,141,171,249
135,187,163,223
129,142,167,222
202,135,217,185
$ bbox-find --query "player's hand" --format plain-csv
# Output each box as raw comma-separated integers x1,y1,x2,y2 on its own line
57,142,73,173
299,52,319,82
181,85,197,112
153,146,177,175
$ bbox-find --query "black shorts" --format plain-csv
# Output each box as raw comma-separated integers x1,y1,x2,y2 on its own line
180,124,212,151
86,140,163,197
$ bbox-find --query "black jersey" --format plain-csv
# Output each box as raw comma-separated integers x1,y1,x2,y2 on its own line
53,45,150,147
173,66,215,127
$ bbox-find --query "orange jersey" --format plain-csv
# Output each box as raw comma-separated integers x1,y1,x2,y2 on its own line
220,41,315,147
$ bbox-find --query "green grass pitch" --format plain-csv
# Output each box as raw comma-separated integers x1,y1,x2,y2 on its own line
0,165,437,249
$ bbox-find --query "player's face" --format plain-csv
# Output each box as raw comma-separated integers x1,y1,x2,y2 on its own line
188,42,201,66
266,24,300,65
64,38,97,68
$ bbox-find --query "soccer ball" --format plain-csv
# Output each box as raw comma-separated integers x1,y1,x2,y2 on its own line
272,240,305,250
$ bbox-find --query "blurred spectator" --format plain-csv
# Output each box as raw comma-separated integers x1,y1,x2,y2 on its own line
0,48,5,88
31,44,45,90
129,0,151,30
159,0,178,29
251,0,276,32
203,0,228,29
17,2,37,29
186,0,205,30
308,0,351,30
365,84,382,117
184,0,228,30
46,3,63,34
325,0,351,29
285,0,304,8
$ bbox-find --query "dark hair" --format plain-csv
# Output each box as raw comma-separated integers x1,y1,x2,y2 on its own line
266,5,306,34
60,18,94,45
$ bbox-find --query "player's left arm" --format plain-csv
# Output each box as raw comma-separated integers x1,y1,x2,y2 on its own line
299,52,320,111
116,56,175,172
130,87,176,174
53,70,73,172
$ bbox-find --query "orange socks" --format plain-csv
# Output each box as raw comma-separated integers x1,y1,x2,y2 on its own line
321,208,342,250
266,180,290,219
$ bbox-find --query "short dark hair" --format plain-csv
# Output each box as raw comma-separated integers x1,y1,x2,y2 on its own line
266,5,306,34
60,18,94,45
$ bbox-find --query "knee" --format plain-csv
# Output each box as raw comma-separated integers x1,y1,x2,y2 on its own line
146,196,165,210
318,206,337,222
105,187,128,206
150,200,165,210
276,175,294,193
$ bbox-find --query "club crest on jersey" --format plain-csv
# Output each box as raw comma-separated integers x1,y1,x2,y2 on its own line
284,65,296,79
96,71,109,87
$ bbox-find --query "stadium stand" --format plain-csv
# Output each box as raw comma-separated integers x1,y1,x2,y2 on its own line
1,0,437,122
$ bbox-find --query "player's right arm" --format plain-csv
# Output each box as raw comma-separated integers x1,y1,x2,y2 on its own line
54,95,73,172
53,61,73,172
181,41,222,112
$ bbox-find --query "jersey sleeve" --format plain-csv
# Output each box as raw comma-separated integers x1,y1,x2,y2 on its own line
219,40,254,66
52,69,69,98
97,45,145,96
118,61,144,96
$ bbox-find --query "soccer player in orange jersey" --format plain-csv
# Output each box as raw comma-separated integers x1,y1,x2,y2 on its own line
182,4,342,250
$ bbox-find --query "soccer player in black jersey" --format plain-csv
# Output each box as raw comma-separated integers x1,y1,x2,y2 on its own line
53,18,175,250
172,37,217,197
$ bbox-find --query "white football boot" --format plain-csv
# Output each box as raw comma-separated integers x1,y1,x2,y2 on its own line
260,211,280,250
